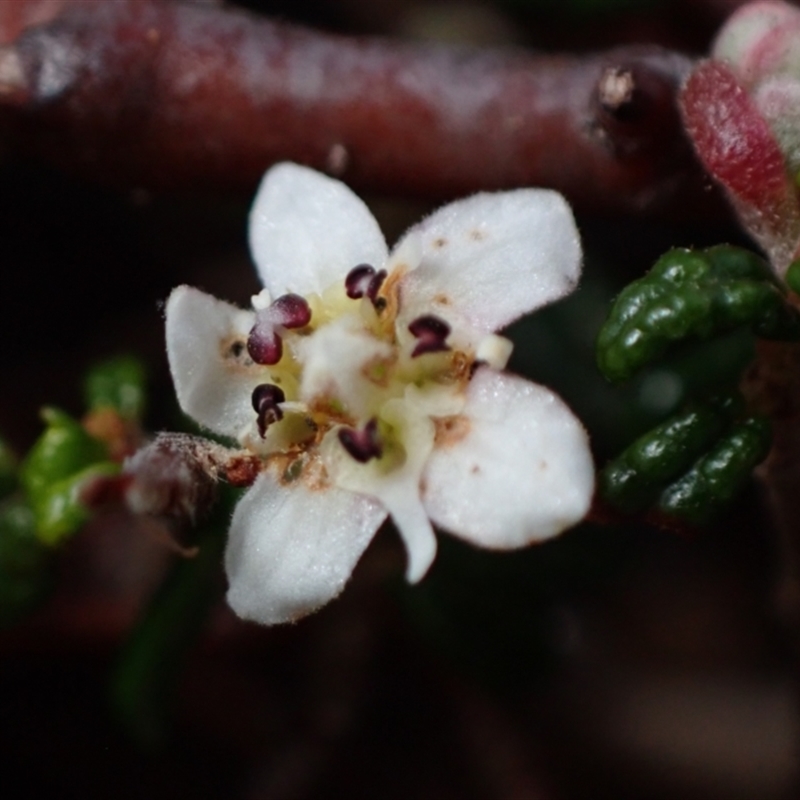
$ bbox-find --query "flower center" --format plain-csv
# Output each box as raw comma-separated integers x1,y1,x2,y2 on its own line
242,266,477,474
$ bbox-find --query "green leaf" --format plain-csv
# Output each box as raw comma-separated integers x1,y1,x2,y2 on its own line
20,408,109,502
599,394,741,514
597,246,800,382
658,416,772,525
32,461,120,546
84,356,147,419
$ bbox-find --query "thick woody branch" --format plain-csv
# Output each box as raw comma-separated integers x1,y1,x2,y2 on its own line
0,0,710,216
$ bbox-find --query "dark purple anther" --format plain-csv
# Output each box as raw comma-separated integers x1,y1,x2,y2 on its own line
247,327,282,365
345,264,375,298
338,418,383,463
272,293,311,328
345,264,387,303
247,294,311,364
408,315,451,357
367,269,387,302
252,383,286,437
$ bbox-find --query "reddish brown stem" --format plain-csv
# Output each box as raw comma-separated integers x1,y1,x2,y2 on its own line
0,0,714,216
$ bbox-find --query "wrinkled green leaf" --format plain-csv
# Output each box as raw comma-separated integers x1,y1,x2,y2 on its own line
597,246,800,382
600,394,742,514
658,416,772,525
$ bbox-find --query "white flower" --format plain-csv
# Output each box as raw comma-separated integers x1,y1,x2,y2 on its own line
165,163,594,625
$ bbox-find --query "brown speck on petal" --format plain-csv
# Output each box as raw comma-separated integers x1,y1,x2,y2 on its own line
220,335,255,371
433,414,470,447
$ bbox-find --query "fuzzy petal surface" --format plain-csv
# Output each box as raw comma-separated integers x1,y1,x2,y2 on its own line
394,189,582,336
166,286,264,440
320,392,441,583
249,163,388,298
225,472,387,624
422,367,594,549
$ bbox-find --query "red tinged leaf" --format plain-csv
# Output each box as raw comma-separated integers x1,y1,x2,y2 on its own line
680,59,800,274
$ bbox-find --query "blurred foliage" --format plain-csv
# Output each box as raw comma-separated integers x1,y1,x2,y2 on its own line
0,356,148,624
84,356,147,420
0,495,50,627
20,408,114,545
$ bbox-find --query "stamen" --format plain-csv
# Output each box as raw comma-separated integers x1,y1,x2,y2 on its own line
271,293,311,328
367,269,387,302
338,418,382,463
345,264,386,304
246,294,311,365
345,264,375,298
408,315,451,357
251,383,286,437
247,326,282,365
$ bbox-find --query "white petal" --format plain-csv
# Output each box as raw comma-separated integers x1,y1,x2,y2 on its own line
422,368,594,549
320,392,440,583
248,163,389,297
225,472,387,625
393,189,582,335
165,286,265,440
